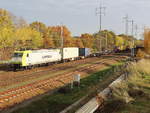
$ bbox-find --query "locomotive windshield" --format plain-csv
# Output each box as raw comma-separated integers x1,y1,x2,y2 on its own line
13,53,23,57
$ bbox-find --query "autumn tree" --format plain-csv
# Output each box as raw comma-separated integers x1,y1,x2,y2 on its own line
46,26,61,48
0,9,15,59
106,30,116,49
30,22,56,48
59,26,73,47
15,27,43,49
0,27,15,59
144,29,150,54
99,30,116,50
118,34,134,49
0,9,14,49
74,37,84,48
135,39,143,47
42,28,54,48
0,27,15,48
47,26,73,48
80,33,93,48
0,9,14,28
93,30,116,52
30,21,47,33
13,16,28,29
115,36,124,50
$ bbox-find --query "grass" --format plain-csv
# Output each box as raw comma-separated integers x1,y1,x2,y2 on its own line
12,63,123,113
115,87,150,113
0,60,10,64
99,59,150,113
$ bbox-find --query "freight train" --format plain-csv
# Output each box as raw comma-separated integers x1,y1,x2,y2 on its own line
11,47,91,70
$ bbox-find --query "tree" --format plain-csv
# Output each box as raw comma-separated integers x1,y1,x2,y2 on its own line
42,29,54,48
47,26,73,47
74,38,84,48
0,26,15,60
0,27,15,49
80,33,93,48
135,39,143,47
43,37,54,48
0,9,14,28
46,26,60,48
115,36,124,50
144,29,150,54
118,34,133,49
93,30,116,51
15,27,43,49
13,16,28,29
30,21,47,34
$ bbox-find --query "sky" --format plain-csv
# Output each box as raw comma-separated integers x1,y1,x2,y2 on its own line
0,0,149,37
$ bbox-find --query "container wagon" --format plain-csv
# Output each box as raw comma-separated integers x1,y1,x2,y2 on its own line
79,48,91,58
62,47,79,61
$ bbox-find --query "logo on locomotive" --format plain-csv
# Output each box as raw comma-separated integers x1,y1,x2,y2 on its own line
42,55,52,59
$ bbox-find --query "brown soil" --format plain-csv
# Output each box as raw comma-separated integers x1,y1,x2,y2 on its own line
95,100,125,113
0,56,124,89
0,55,128,110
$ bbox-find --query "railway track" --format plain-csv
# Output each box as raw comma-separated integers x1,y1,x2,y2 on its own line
0,58,105,89
0,58,114,110
0,59,106,89
0,56,124,89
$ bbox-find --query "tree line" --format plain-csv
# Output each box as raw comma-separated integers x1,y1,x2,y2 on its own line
144,29,150,54
0,9,142,60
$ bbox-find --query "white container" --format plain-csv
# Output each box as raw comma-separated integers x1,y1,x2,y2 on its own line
27,49,61,65
63,47,79,60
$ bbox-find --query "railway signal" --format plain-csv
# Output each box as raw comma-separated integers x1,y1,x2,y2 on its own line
123,14,129,36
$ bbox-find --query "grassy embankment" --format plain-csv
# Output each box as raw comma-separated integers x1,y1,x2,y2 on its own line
12,62,125,113
98,59,150,113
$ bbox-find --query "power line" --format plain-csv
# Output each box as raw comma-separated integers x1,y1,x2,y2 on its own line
123,15,136,57
130,20,135,57
135,24,138,37
95,4,106,53
60,23,64,61
96,4,106,31
60,24,63,49
130,20,134,36
123,14,130,36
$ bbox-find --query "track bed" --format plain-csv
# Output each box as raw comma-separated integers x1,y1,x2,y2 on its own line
0,55,128,110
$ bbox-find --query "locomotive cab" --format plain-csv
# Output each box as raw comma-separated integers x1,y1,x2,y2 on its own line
11,51,32,70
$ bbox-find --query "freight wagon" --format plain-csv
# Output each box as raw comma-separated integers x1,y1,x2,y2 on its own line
62,47,79,61
79,48,91,58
